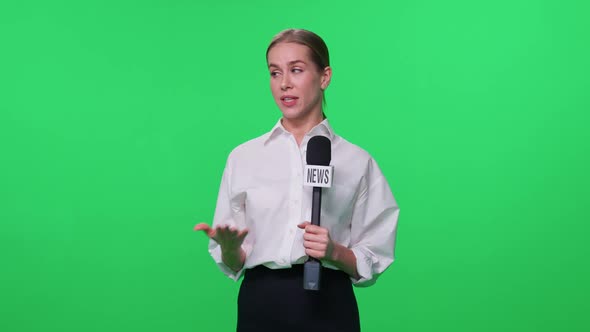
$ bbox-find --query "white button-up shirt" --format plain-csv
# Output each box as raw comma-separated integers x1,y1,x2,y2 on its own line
208,119,399,286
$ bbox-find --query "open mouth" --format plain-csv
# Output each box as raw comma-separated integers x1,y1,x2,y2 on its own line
281,96,298,106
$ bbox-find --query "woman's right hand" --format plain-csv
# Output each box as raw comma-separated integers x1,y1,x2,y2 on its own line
194,223,248,272
194,223,248,251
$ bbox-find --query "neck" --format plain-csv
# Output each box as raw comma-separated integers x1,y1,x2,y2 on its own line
281,111,325,146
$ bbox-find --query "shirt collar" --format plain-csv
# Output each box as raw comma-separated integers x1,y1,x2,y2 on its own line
264,118,335,145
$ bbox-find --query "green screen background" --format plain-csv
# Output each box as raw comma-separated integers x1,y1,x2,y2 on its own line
1,1,588,331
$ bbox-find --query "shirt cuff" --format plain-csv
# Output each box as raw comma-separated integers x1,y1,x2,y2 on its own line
209,245,246,281
350,247,378,287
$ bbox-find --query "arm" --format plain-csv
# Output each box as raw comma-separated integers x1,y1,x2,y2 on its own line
326,241,360,280
222,244,247,273
195,153,252,280
298,159,399,286
194,223,248,273
297,222,360,280
348,159,399,287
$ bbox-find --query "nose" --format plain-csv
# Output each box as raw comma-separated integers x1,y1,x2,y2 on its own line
280,74,292,90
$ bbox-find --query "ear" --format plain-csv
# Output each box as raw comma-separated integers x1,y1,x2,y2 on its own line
320,66,332,90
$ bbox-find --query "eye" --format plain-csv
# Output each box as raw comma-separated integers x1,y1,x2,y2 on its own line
291,68,303,73
270,71,281,78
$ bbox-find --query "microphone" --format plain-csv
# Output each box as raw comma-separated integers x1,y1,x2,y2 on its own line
303,135,333,291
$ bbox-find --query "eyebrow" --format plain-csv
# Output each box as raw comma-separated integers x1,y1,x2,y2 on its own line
268,60,307,68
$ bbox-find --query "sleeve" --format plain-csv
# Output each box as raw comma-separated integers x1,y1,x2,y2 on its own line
349,158,400,287
208,153,252,281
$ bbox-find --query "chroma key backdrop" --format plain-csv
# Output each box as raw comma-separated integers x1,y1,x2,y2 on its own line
1,1,588,331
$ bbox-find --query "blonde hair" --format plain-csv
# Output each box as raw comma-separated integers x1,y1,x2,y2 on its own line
266,29,330,71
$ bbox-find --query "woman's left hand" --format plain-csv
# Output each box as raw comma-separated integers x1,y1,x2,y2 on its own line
298,222,361,280
297,222,335,261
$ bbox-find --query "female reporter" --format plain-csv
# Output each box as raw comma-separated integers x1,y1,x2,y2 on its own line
195,29,399,332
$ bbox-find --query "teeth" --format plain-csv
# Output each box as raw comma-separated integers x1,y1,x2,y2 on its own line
284,98,293,101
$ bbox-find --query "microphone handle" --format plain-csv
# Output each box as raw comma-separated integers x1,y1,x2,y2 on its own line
309,186,322,264
304,186,322,291
311,186,322,226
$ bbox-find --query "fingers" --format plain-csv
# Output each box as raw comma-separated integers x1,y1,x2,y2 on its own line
237,229,249,242
194,223,249,242
303,240,327,251
216,225,246,236
298,223,328,235
303,232,326,243
194,223,216,238
298,222,333,260
194,223,209,231
213,225,249,245
299,222,330,245
297,221,311,229
305,248,327,260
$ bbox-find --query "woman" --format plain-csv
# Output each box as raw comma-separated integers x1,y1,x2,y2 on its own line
195,29,399,332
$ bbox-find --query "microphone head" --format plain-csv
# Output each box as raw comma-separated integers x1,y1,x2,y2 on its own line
306,135,331,166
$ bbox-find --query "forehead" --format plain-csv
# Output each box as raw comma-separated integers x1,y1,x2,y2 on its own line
267,42,312,66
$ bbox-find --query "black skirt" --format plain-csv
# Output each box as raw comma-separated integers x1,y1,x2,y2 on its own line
237,264,360,332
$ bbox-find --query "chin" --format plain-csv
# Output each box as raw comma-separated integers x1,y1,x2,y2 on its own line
279,108,303,119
